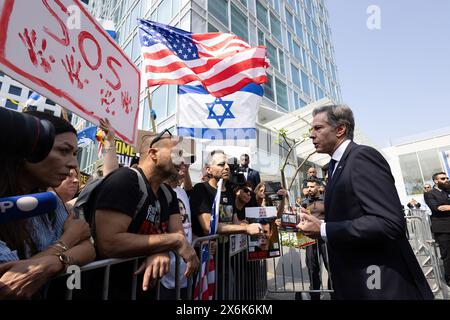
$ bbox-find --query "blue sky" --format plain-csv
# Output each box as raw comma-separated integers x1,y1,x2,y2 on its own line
326,0,450,147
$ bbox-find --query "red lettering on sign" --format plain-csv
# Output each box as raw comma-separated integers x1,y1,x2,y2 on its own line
105,56,122,90
42,0,70,47
78,31,102,71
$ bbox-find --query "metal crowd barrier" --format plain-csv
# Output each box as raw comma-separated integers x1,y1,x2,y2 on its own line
52,233,268,300
187,234,268,300
405,209,449,299
266,231,333,300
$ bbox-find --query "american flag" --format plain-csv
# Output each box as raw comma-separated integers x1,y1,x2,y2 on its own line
193,179,222,300
138,19,268,98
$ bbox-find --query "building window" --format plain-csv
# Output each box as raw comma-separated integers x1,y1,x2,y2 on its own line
399,153,424,195
5,99,18,110
266,41,278,71
152,85,168,123
264,74,274,101
209,0,228,27
301,70,310,97
270,13,282,44
294,18,304,43
278,50,285,74
231,3,248,41
256,1,268,27
208,23,219,32
167,85,177,117
158,0,172,25
258,28,265,46
45,99,56,106
275,77,288,110
291,64,300,88
285,9,294,30
293,41,301,62
8,85,22,96
418,149,444,186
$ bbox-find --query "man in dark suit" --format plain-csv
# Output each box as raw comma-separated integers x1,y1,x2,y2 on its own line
424,171,450,286
297,104,433,300
239,154,261,188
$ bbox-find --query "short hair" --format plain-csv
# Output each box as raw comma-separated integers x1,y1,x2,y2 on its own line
312,104,355,140
26,111,76,136
306,178,320,185
241,154,249,159
432,172,447,181
205,149,225,166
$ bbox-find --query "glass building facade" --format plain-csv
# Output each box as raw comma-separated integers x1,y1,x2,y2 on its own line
89,0,342,130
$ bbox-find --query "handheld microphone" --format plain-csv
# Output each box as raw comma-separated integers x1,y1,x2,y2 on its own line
0,192,58,224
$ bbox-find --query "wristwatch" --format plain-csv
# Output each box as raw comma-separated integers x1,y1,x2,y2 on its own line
57,253,72,272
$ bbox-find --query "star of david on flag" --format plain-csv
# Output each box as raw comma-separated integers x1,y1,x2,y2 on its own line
138,19,268,98
207,98,235,126
177,83,263,140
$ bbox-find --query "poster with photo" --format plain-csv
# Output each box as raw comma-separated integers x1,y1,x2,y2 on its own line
245,207,280,260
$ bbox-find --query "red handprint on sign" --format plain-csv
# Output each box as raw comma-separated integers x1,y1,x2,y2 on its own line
61,50,88,89
100,89,116,106
121,91,132,114
19,28,55,73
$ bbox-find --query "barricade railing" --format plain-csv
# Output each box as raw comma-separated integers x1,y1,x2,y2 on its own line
405,209,449,299
52,233,268,300
266,231,333,300
187,234,268,300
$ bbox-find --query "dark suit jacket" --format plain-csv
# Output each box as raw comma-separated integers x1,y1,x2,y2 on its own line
245,168,261,188
424,187,450,233
324,141,433,300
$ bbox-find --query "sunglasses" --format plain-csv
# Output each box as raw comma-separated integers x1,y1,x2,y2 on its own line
241,188,252,194
149,128,173,148
438,177,449,181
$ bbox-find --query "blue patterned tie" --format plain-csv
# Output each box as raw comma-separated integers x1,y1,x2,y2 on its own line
328,159,337,182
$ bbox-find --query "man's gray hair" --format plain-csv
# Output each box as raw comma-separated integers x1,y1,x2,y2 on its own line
312,104,355,140
205,149,226,166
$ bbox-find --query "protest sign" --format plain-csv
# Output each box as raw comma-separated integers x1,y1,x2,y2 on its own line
0,0,140,144
245,206,280,261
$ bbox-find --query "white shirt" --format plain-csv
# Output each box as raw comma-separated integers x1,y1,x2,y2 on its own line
320,139,351,241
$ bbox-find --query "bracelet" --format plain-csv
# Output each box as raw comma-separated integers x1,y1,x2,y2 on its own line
53,240,69,252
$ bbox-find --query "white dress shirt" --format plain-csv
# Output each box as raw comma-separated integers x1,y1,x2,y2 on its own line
320,139,351,241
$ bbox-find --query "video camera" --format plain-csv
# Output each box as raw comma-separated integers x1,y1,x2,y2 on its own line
0,107,55,163
228,157,246,186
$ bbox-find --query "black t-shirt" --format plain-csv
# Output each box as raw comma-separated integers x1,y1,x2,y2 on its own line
94,167,179,235
89,167,179,300
190,181,235,237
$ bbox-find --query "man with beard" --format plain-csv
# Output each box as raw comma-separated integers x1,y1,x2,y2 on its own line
424,172,450,287
92,130,199,299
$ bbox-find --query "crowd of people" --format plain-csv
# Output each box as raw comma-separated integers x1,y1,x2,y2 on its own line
1,104,446,300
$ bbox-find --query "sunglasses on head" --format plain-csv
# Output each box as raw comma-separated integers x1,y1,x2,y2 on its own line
149,128,173,148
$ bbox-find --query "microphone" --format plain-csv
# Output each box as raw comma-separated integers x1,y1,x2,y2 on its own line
0,192,58,224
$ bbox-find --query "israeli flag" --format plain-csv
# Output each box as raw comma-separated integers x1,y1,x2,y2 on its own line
26,92,46,107
77,126,97,148
177,83,263,140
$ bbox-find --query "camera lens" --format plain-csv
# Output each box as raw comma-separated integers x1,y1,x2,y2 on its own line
0,108,55,163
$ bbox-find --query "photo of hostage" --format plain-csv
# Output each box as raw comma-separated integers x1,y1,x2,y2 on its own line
257,221,273,251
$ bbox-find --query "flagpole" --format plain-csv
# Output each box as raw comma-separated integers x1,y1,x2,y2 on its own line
147,88,157,133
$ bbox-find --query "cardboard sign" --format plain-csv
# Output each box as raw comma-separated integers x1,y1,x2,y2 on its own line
245,206,281,261
0,0,140,144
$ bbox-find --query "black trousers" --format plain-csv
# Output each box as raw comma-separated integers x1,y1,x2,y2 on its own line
434,233,450,284
305,239,331,300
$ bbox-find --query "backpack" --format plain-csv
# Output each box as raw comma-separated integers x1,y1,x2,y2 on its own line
73,167,173,240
